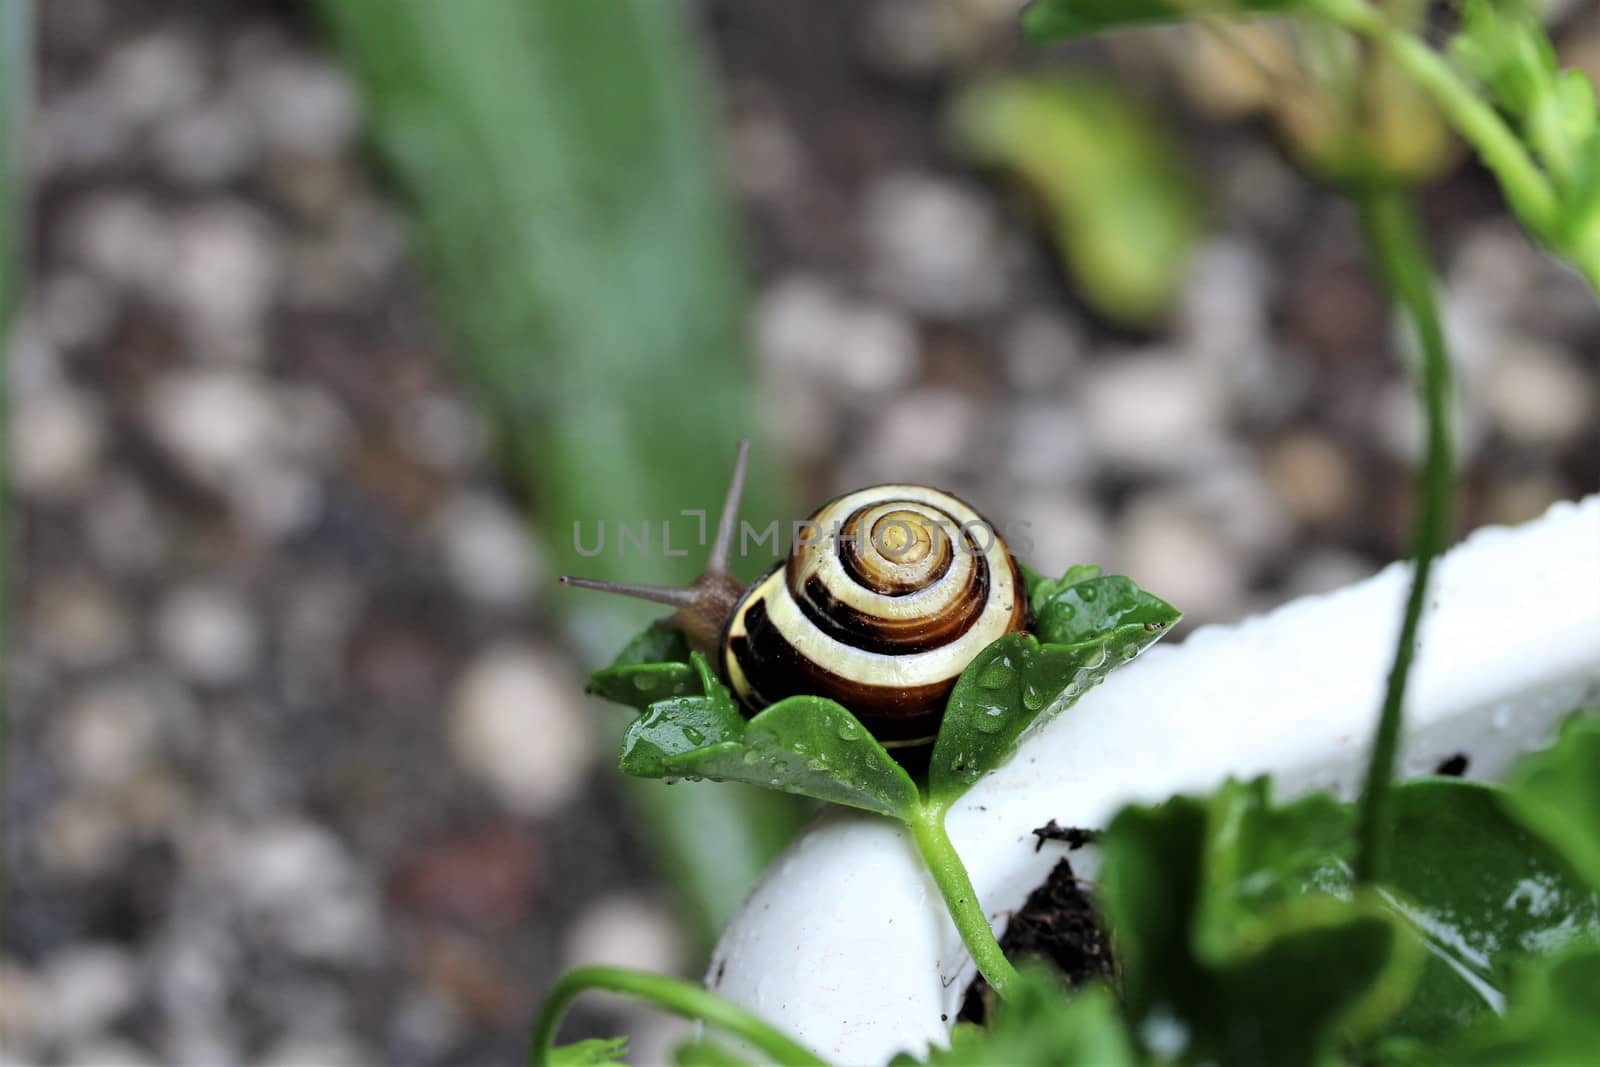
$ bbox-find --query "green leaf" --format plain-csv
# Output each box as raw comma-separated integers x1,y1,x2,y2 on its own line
672,1039,753,1067
1098,780,1421,1067
1350,778,1600,1046
894,969,1137,1067
587,627,698,712
668,696,922,820
1029,573,1180,647
618,655,748,776
1022,0,1295,45
1504,714,1600,893
929,575,1179,806
549,1037,629,1067
950,75,1201,325
1451,944,1600,1065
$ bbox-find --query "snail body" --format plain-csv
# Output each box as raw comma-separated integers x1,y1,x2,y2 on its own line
562,445,1029,753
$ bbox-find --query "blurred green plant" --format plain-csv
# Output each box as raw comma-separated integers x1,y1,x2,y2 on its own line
950,74,1202,326
314,0,806,947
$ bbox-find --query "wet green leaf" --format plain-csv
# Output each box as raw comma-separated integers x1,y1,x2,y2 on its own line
588,626,699,712
618,655,746,776
1450,943,1600,1065
1343,778,1600,1046
951,75,1200,325
1098,780,1420,1067
1504,713,1600,893
1022,0,1296,45
929,571,1179,806
549,1036,629,1067
1029,573,1180,647
669,696,921,820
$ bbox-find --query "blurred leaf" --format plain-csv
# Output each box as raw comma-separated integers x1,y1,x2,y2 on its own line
1362,778,1600,1045
589,626,698,711
549,1037,629,1067
951,75,1201,325
1504,713,1600,892
672,1039,753,1067
892,970,1138,1066
316,0,806,947
1450,944,1600,1065
1098,780,1421,1066
1023,0,1296,45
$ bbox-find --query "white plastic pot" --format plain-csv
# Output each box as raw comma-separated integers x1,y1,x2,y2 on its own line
707,496,1600,1065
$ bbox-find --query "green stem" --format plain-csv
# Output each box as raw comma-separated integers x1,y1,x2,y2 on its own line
1351,187,1456,885
911,804,1021,1000
528,966,827,1067
1310,0,1561,236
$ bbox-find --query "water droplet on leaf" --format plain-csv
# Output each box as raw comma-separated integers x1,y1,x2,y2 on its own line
978,658,1015,689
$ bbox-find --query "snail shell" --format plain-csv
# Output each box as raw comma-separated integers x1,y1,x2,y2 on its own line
721,485,1029,750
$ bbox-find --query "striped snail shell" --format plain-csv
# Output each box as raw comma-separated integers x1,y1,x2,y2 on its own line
723,486,1028,751
560,443,1029,755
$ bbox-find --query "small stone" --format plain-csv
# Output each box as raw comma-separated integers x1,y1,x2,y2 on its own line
228,459,324,538
0,960,45,1051
1003,310,1083,394
67,193,173,294
258,1034,369,1067
144,370,277,485
84,475,167,574
1005,494,1110,576
1079,352,1229,473
1264,433,1358,526
55,679,162,789
1282,548,1378,599
859,386,982,481
241,54,361,155
33,574,131,669
1483,476,1575,527
1479,340,1593,447
229,821,380,963
435,492,539,609
156,97,259,187
757,276,921,396
728,111,805,200
40,945,137,1042
10,386,105,501
37,272,118,351
449,646,593,818
562,895,686,975
156,583,260,686
1005,403,1095,487
1115,493,1247,625
168,203,280,333
101,32,205,126
405,393,490,473
862,173,1009,317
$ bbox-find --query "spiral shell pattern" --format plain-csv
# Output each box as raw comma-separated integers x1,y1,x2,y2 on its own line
721,486,1028,749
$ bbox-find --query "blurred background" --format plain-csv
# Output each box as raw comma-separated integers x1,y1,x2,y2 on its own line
4,0,1597,1064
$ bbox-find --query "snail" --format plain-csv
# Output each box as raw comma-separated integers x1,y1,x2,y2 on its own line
561,442,1029,752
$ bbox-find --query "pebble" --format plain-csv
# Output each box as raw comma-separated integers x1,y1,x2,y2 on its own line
169,203,280,337
757,275,922,396
143,369,277,486
39,944,138,1043
32,574,132,670
10,386,106,501
861,173,1009,317
101,32,206,127
728,110,805,200
449,646,594,818
36,272,118,351
1115,492,1248,625
1006,493,1111,574
858,386,983,482
1282,548,1378,599
405,393,490,473
435,492,540,609
55,679,163,790
229,821,380,963
1170,459,1294,562
83,475,168,574
67,192,173,294
1005,403,1096,487
1079,351,1229,473
239,53,361,156
1478,340,1593,447
156,97,259,187
156,583,261,687
1263,432,1359,527
562,895,685,975
1003,310,1084,394
1483,475,1575,527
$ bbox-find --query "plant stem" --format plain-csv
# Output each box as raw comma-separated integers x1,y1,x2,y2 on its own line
911,805,1021,1000
528,966,827,1067
1309,0,1560,236
1351,187,1456,885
